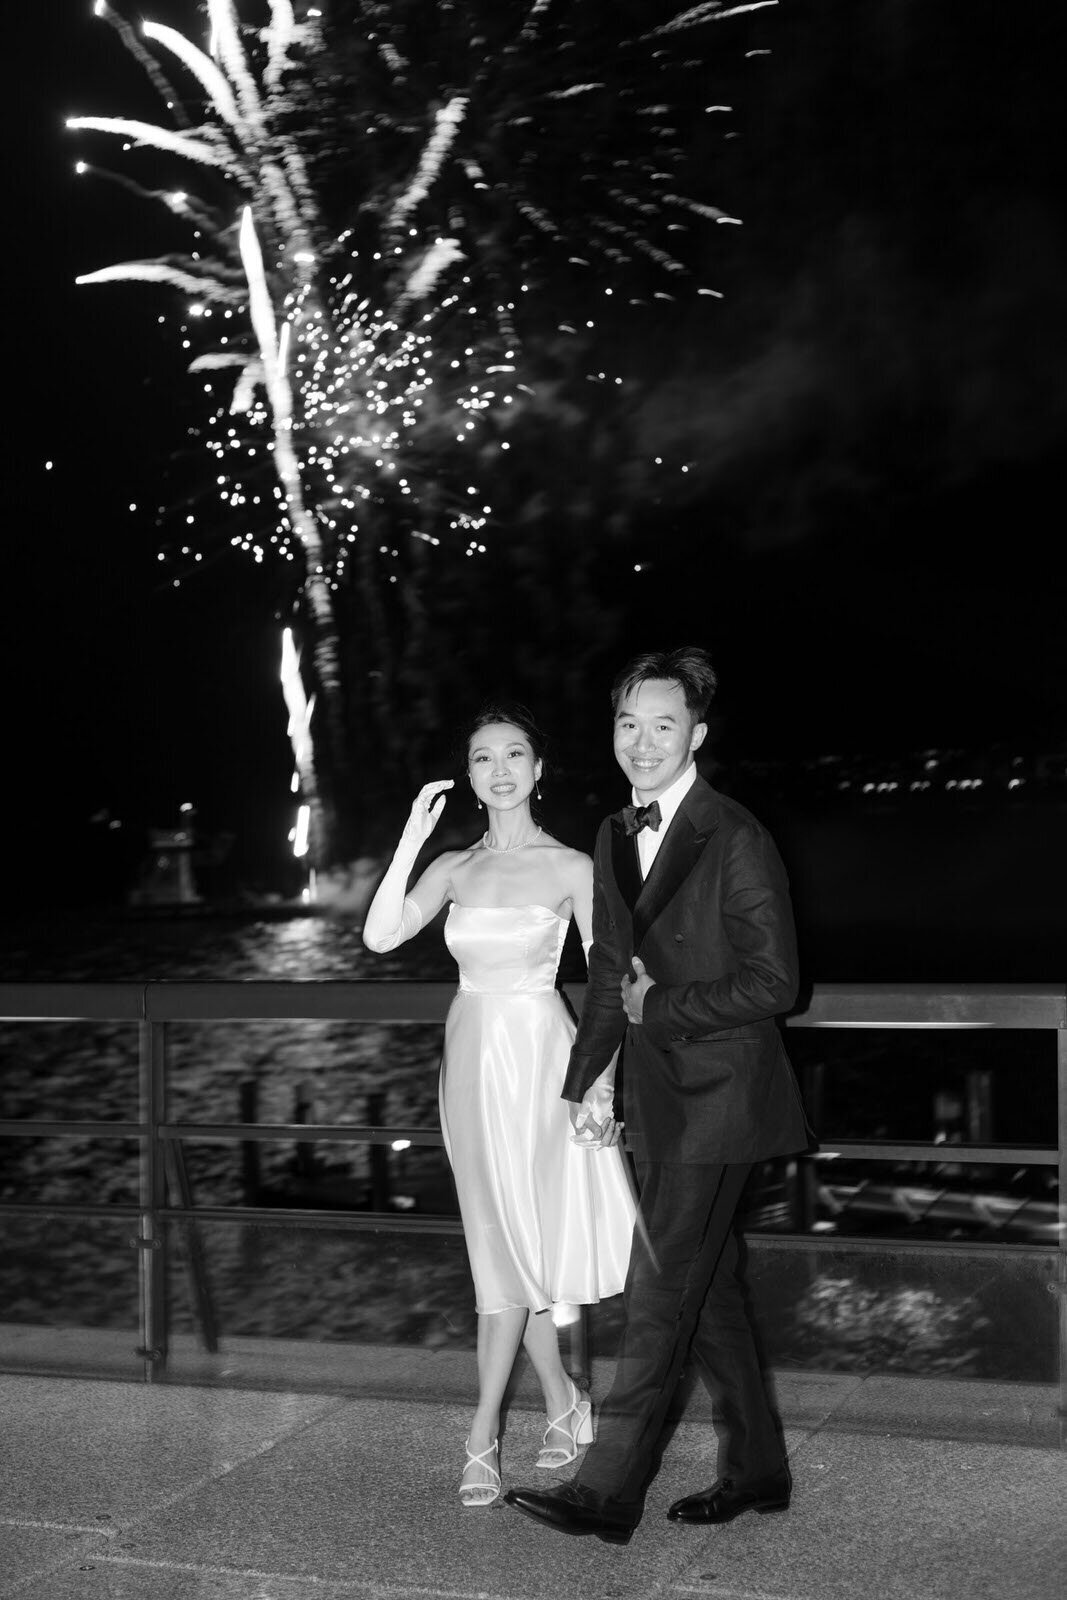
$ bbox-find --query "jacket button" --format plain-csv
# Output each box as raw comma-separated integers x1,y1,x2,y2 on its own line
674,934,684,942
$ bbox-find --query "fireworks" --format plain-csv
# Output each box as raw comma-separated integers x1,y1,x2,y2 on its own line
69,0,772,862
70,0,766,589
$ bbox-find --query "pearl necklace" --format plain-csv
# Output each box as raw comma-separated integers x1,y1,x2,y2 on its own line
481,825,543,853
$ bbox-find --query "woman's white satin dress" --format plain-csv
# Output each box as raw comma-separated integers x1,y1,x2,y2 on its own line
439,904,636,1315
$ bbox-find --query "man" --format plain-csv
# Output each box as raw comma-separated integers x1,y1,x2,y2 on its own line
505,646,811,1544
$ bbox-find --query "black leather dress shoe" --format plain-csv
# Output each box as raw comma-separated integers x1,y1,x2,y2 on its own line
504,1483,637,1545
667,1468,791,1525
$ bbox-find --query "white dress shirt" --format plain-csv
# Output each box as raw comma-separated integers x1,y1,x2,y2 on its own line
634,761,698,878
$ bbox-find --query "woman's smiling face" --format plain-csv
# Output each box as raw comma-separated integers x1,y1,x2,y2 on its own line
468,722,542,810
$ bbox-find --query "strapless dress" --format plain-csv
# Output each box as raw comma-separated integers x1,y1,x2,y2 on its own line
439,904,636,1314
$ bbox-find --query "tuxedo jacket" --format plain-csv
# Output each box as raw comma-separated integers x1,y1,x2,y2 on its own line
563,776,811,1164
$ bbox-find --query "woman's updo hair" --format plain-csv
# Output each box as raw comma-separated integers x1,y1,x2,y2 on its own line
457,701,549,775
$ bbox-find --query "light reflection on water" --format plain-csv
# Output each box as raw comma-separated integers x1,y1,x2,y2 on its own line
0,911,455,985
0,914,465,1212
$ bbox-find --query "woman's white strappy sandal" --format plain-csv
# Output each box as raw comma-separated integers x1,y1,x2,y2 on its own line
459,1438,501,1507
536,1383,595,1469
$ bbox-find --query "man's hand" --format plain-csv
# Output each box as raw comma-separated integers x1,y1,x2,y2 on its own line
622,954,655,1025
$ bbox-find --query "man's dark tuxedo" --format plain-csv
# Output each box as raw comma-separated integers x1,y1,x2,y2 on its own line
562,773,811,1517
564,775,808,1161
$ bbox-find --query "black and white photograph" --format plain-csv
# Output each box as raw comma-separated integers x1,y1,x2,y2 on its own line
1,3,1064,1596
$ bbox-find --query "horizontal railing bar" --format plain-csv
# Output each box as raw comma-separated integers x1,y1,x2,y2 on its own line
157,1204,466,1234
1,1200,1053,1258
0,1118,1054,1165
0,1201,141,1219
0,1120,1054,1165
159,1122,444,1145
815,1141,1057,1166
0,1121,445,1146
0,1121,145,1139
742,1232,1057,1259
1,980,1064,1027
144,981,457,1023
784,983,1066,1030
0,984,147,1021
0,1201,461,1234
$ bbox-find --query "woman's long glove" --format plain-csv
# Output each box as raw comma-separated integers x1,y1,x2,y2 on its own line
362,889,423,953
361,780,452,951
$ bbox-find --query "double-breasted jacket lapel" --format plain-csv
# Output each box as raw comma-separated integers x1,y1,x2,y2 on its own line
632,779,720,952
609,814,644,915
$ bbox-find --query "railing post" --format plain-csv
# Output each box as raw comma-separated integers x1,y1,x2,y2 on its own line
164,1139,219,1353
137,1014,168,1380
239,1078,262,1202
367,1091,391,1211
1057,1008,1067,1429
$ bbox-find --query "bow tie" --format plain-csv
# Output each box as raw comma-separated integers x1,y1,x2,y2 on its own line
621,801,662,836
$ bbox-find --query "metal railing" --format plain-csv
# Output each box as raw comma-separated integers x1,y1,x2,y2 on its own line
0,980,1064,1409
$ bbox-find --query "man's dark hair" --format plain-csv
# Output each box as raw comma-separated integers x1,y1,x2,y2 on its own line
610,647,718,722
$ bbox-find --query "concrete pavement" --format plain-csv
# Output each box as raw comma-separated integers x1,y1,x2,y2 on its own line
0,1336,1063,1600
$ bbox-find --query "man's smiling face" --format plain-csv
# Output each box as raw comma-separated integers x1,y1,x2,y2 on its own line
612,678,706,802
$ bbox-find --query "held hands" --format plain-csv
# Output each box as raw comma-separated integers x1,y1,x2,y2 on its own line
399,780,453,855
621,954,655,1025
569,1099,623,1150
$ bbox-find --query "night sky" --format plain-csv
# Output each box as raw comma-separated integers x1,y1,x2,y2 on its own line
5,1,1067,901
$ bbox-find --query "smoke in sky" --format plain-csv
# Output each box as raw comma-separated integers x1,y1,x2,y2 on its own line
627,1,1067,550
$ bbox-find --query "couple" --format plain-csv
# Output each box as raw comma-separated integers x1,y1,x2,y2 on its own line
363,645,810,1542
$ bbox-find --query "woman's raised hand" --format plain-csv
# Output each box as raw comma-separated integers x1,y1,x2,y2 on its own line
399,779,454,853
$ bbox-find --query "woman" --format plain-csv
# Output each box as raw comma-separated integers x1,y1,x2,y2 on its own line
362,705,636,1508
